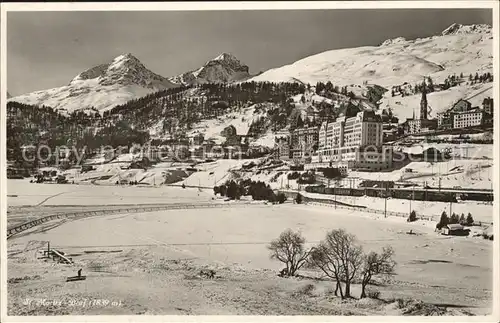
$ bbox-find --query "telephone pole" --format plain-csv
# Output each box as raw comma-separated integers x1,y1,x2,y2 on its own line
383,183,388,218
384,190,387,218
334,185,337,209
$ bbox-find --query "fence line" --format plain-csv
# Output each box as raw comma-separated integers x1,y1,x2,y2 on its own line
306,201,417,218
302,196,439,221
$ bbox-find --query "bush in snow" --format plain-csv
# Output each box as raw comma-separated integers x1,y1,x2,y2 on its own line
287,171,300,180
407,210,417,222
297,171,315,184
276,192,287,204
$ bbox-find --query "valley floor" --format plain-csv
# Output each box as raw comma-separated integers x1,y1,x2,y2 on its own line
6,189,493,316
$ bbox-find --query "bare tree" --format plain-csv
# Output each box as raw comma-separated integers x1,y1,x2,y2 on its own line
309,244,345,298
267,229,311,277
359,246,396,298
308,229,363,298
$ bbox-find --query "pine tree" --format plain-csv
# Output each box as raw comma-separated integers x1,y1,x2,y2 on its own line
427,76,434,92
437,211,449,229
466,213,474,226
449,213,459,224
325,81,334,93
459,213,466,225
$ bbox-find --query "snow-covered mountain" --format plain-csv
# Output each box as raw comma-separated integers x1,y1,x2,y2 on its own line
169,53,251,85
441,23,492,36
8,53,178,113
250,24,493,87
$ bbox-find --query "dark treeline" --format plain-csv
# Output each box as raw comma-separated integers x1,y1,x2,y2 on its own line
103,81,307,135
392,72,494,97
7,81,308,157
214,179,287,203
7,101,150,166
315,81,386,105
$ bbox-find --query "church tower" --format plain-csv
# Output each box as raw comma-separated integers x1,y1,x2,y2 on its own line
420,81,428,120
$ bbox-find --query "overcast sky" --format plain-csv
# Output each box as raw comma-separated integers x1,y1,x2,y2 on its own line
7,9,492,96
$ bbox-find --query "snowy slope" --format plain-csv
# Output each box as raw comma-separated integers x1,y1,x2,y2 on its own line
250,24,492,88
186,104,267,144
8,53,178,113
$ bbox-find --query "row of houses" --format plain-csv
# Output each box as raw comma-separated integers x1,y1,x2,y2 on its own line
274,91,493,174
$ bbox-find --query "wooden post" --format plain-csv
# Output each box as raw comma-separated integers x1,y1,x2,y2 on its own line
47,241,50,258
410,184,414,215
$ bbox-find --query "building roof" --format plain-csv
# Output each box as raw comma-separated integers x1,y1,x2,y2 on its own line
359,110,382,122
446,223,465,231
453,99,472,107
454,107,482,115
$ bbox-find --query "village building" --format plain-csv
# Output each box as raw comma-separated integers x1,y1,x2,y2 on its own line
483,97,494,115
405,118,439,134
437,112,453,129
289,126,319,161
188,132,205,146
274,132,291,161
453,108,486,129
441,223,470,236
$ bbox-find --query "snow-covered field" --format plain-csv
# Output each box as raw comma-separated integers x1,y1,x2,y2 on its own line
7,180,213,207
7,203,493,314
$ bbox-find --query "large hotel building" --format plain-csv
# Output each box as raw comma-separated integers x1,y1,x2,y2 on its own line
314,110,392,171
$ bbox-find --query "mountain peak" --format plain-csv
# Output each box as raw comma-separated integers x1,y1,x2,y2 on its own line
211,52,238,62
111,53,140,64
69,53,176,90
9,53,178,113
441,23,491,36
169,53,251,85
205,52,246,69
